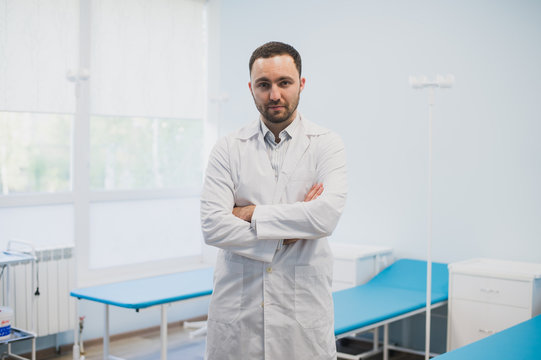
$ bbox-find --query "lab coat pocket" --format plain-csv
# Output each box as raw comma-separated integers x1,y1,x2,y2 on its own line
294,265,332,329
209,259,244,324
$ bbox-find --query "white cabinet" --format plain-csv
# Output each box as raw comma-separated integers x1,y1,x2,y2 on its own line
447,258,541,351
329,242,392,291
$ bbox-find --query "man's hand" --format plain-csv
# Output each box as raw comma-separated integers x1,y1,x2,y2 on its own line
284,183,324,245
232,205,255,222
304,183,323,202
283,238,298,245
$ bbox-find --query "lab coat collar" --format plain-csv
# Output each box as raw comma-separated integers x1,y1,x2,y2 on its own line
235,113,329,140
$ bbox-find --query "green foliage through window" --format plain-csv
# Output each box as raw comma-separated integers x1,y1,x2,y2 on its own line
90,116,203,190
0,112,72,195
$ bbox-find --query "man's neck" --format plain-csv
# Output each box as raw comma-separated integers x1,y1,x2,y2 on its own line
262,111,297,142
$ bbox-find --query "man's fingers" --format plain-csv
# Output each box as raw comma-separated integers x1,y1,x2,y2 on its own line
232,205,255,222
303,184,318,202
313,184,324,199
304,184,318,201
304,183,324,202
283,238,299,245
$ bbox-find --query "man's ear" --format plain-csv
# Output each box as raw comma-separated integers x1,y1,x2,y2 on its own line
248,81,253,94
299,77,306,92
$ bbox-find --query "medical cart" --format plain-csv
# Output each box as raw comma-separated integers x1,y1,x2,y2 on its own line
0,242,37,360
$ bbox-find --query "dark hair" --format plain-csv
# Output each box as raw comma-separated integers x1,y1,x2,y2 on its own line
249,41,302,77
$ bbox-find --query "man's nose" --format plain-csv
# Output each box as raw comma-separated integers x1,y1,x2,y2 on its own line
269,84,281,101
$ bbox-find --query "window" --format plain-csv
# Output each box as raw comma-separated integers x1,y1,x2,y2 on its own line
89,0,206,191
0,0,208,284
0,0,78,196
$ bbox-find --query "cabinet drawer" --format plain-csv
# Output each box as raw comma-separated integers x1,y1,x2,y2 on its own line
449,299,530,350
452,274,531,308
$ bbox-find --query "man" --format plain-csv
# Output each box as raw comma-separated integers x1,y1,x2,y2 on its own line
200,41,347,360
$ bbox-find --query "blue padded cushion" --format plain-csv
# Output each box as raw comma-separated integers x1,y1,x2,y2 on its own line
368,258,448,294
70,267,214,309
333,259,448,336
434,314,541,359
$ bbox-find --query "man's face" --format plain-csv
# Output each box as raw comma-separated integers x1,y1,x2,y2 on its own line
249,54,305,125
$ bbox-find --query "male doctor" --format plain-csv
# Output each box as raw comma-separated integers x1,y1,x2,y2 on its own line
201,42,347,360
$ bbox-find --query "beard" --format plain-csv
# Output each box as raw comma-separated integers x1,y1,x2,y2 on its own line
254,91,301,124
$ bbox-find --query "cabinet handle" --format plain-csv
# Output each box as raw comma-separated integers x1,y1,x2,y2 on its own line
480,288,500,294
478,329,494,334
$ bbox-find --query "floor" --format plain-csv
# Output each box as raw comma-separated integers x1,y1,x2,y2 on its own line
45,322,203,360
43,324,424,360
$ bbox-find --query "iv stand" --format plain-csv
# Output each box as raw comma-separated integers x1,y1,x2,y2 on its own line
409,74,454,360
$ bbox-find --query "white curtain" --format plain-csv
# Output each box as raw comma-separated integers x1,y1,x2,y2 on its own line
90,0,206,119
0,0,79,113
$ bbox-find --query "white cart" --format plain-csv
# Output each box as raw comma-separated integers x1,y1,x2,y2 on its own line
0,242,37,360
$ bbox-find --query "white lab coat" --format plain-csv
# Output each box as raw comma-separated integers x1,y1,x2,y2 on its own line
200,115,347,360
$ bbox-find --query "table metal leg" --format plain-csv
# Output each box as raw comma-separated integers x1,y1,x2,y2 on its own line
161,305,167,360
104,304,110,360
73,300,80,360
373,326,379,351
383,323,389,360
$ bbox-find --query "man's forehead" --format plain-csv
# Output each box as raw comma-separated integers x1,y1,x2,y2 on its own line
251,54,299,79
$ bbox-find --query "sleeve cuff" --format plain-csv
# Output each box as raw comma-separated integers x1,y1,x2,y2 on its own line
252,206,283,254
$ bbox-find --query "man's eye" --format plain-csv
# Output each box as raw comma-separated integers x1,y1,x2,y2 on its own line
280,81,291,86
257,83,269,88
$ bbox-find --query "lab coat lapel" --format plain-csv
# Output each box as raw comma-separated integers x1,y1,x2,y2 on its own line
236,120,276,194
256,130,276,182
272,122,310,204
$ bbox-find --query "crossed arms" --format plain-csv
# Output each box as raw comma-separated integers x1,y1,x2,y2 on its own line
232,183,324,246
200,133,347,263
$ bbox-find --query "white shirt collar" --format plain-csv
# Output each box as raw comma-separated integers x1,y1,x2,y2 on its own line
259,113,300,144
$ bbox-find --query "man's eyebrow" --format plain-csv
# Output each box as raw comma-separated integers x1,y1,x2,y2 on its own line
254,76,294,83
277,76,294,82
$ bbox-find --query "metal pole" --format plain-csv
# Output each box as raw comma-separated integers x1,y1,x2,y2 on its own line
73,299,80,360
373,327,379,352
425,88,434,360
104,305,110,360
383,323,389,360
161,305,168,360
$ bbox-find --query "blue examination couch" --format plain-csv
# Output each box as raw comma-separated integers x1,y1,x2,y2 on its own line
333,259,449,359
71,259,448,360
71,267,214,360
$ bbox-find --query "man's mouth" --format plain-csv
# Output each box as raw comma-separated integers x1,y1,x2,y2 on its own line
268,105,285,111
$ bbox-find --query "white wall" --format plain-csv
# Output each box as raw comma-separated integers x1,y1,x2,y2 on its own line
217,0,541,264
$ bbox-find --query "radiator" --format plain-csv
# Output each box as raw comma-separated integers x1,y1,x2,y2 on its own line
0,245,75,337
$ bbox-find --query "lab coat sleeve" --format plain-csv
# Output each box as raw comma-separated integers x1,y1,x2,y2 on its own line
252,132,347,240
200,137,280,262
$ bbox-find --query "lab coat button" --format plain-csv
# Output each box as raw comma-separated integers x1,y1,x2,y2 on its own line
261,302,264,307
266,267,272,273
